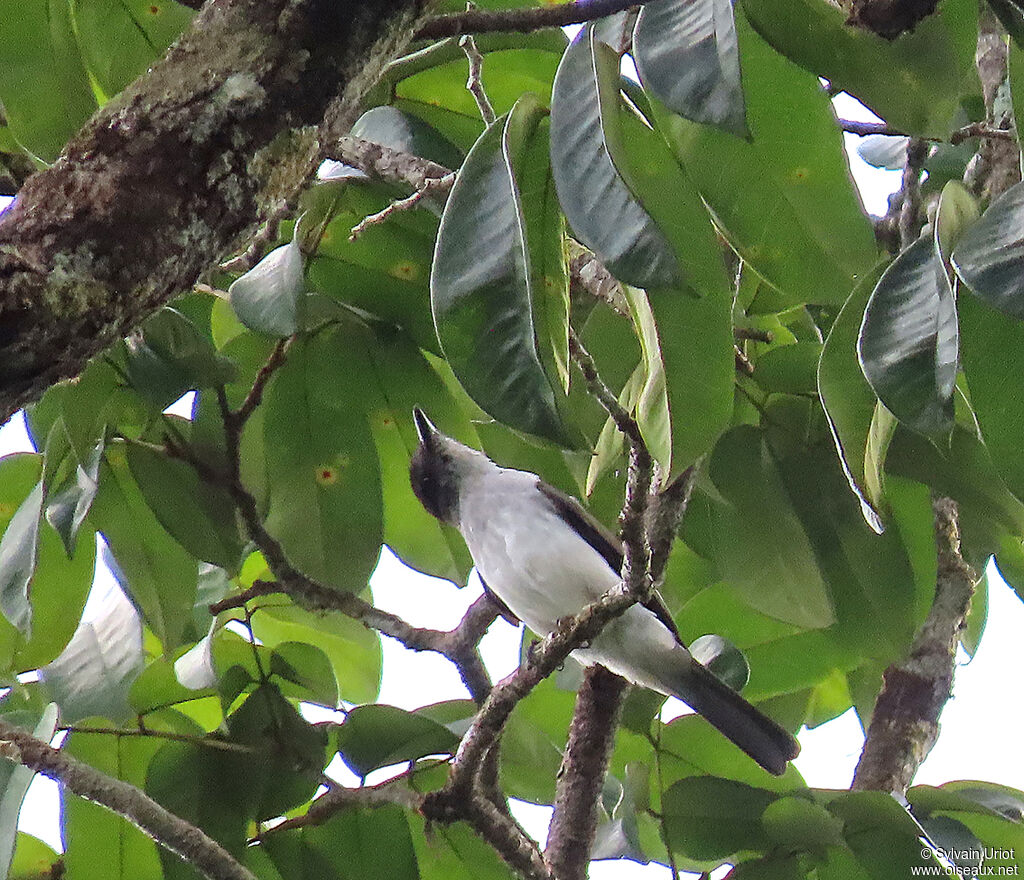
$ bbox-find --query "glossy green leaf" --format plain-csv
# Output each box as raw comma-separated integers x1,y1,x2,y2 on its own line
690,634,751,692
958,291,1024,502
45,433,102,557
432,98,570,444
742,0,979,137
270,641,338,708
0,703,57,879
228,237,305,337
262,326,383,593
634,0,747,136
305,179,440,353
89,445,198,653
41,584,142,723
858,235,957,437
0,0,96,161
0,478,43,636
70,0,194,100
952,179,1024,318
302,807,419,880
818,259,889,531
657,9,877,307
934,180,980,270
350,104,464,170
336,704,459,777
662,776,777,861
126,440,245,572
549,30,679,288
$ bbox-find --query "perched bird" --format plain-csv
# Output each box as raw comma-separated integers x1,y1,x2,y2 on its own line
409,408,800,775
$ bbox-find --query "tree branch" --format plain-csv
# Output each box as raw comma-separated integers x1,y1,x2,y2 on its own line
0,719,257,880
851,497,977,795
0,0,433,424
415,0,653,41
543,666,627,880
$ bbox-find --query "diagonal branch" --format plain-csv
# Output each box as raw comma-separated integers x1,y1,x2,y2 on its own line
851,497,977,795
0,719,256,880
0,0,433,424
415,0,659,40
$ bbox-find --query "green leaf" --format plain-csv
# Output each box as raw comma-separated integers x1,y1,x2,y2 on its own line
690,634,751,692
431,96,570,444
70,0,194,100
549,30,680,288
705,427,835,629
634,0,747,136
123,308,237,409
825,790,934,878
0,0,97,161
0,479,44,636
126,440,245,572
0,703,58,879
662,776,777,861
304,179,440,354
89,444,198,653
336,704,460,777
41,583,142,723
8,833,60,879
270,642,338,708
952,179,1024,318
350,104,464,170
934,180,980,270
816,258,905,530
761,796,844,853
957,291,1024,502
65,724,164,880
262,325,384,593
302,807,419,880
249,598,382,705
656,9,877,307
858,235,957,437
45,433,103,557
742,0,979,137
226,684,326,819
228,237,305,337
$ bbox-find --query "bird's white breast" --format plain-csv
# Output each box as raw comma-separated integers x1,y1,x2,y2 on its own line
457,468,621,636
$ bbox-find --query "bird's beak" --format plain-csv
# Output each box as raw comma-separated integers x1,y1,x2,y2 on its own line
412,406,439,446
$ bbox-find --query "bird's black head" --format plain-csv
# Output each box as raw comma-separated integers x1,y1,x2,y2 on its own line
409,407,461,525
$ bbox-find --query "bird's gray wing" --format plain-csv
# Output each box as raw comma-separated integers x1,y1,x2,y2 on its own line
536,481,683,643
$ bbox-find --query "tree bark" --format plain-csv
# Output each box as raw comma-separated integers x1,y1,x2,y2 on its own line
0,0,431,424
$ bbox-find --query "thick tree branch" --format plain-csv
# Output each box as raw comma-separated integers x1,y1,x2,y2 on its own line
0,0,434,424
0,719,256,880
415,0,652,40
543,666,627,880
851,497,976,795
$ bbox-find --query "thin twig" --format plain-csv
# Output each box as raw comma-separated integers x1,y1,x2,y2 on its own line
59,726,259,755
568,328,644,448
415,0,657,40
348,172,456,240
0,719,257,880
898,138,928,249
460,33,497,125
839,119,908,138
950,121,1017,145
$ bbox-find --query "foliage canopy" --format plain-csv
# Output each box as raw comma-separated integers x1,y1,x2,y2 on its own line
1,0,1024,878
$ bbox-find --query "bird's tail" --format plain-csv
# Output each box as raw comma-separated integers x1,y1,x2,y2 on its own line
671,661,800,776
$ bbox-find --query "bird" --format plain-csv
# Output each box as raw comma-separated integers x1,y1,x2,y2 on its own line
408,407,800,775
